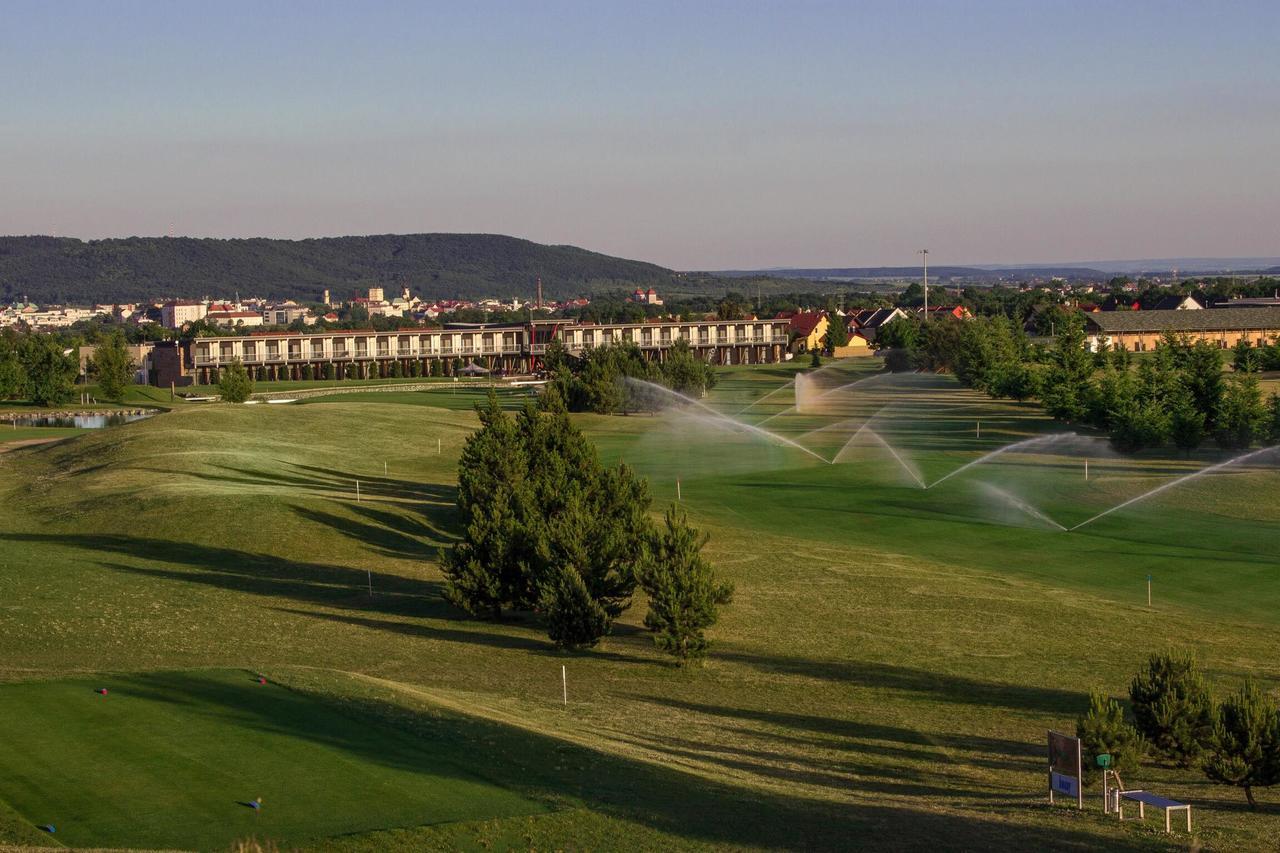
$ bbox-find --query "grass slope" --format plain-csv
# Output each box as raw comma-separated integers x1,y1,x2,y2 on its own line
0,670,543,850
0,366,1277,849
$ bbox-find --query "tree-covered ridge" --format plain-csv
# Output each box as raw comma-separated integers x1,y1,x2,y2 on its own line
0,234,680,304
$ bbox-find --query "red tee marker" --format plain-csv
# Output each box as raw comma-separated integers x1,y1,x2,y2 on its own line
258,677,267,685
97,688,108,695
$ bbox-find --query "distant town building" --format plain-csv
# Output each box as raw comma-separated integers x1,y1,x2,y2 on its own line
1150,295,1204,311
160,301,208,329
629,288,663,306
207,309,265,328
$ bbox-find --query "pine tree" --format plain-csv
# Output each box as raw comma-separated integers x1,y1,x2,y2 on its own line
639,506,734,664
539,563,609,649
1077,691,1145,783
217,358,254,403
442,392,529,617
1203,679,1280,809
1216,374,1268,450
93,331,134,401
1169,394,1207,456
1268,393,1280,443
1129,651,1215,767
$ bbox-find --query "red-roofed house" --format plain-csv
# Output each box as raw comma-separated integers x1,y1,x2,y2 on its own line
778,311,829,353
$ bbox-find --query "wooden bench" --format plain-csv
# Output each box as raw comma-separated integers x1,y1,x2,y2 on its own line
1116,789,1191,834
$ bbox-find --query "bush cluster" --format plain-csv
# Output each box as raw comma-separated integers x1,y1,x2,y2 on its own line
1078,651,1280,809
545,338,717,415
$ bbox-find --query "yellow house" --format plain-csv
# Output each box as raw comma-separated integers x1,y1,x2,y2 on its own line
783,311,829,353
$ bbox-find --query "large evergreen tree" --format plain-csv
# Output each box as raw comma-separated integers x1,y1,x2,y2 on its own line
442,387,654,649
639,506,734,664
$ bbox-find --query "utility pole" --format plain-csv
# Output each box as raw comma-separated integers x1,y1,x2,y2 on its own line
918,249,930,317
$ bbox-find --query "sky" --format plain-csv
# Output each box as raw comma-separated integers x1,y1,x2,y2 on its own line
2,1,1278,270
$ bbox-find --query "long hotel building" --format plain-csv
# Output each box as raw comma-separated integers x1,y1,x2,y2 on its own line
180,318,791,384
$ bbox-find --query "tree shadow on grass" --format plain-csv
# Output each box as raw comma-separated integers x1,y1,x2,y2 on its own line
269,607,648,665
0,532,451,622
103,670,1142,851
703,653,1087,715
291,504,454,561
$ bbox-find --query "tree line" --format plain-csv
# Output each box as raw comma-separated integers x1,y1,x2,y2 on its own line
1078,651,1280,809
442,389,732,662
0,329,135,406
543,339,718,415
878,315,1280,453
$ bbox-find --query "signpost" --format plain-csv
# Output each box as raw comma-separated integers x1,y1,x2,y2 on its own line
1048,730,1084,809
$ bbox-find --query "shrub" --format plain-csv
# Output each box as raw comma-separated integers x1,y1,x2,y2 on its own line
1203,679,1280,809
1076,691,1144,783
217,358,254,403
639,506,733,664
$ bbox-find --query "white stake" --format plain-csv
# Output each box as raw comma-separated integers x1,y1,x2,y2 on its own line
676,478,682,501
976,420,980,439
437,437,442,455
1085,458,1089,481
384,461,387,477
1147,574,1152,608
355,479,361,502
561,665,567,706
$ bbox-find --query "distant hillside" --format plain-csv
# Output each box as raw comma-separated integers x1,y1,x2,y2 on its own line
717,265,1109,280
0,234,681,304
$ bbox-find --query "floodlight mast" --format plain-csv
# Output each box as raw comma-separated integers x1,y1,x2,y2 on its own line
918,248,930,316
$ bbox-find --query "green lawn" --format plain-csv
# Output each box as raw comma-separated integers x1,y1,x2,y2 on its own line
0,670,545,850
1,362,1278,850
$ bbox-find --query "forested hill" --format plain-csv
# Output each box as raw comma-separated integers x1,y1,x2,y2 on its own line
0,234,681,304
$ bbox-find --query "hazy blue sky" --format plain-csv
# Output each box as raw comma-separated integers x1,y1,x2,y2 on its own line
2,1,1277,268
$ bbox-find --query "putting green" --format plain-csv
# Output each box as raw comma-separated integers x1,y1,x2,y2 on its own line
0,670,546,850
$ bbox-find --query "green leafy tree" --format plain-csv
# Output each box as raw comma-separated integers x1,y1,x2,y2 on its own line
1216,374,1268,450
217,358,255,403
92,331,134,401
639,506,734,664
1129,651,1215,767
1077,691,1145,783
1203,679,1280,809
0,336,26,400
822,311,849,352
662,338,715,398
19,335,77,406
1268,393,1280,443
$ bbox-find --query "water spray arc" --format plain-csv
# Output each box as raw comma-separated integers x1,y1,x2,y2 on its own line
626,379,832,464
1069,445,1280,531
926,433,1079,489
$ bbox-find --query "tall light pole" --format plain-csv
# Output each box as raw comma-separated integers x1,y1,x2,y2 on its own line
918,249,930,317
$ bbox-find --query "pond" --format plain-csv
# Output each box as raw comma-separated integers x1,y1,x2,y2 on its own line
2,411,156,429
